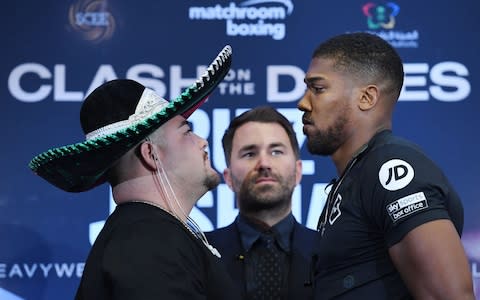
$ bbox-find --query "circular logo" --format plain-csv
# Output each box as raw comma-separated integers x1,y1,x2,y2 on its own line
378,159,414,191
68,0,116,44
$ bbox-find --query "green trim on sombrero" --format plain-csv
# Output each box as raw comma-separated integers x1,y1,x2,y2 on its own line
29,90,187,171
29,45,232,192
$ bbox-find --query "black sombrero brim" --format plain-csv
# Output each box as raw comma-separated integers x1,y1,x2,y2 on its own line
28,45,232,192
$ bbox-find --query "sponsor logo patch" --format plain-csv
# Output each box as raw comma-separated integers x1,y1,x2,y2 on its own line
386,192,428,222
378,159,414,191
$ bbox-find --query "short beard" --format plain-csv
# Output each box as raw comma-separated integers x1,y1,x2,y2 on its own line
236,171,295,214
307,113,348,156
204,172,221,191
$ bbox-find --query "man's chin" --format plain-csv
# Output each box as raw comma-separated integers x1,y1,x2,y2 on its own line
244,198,283,212
251,190,282,203
205,173,221,190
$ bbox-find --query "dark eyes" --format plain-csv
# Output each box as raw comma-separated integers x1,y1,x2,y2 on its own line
241,150,284,158
241,152,254,158
184,121,193,134
307,85,325,95
183,126,193,135
312,87,325,94
271,150,283,156
305,81,325,95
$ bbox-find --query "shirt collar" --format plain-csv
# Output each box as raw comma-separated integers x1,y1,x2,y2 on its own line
346,129,392,169
368,129,391,148
235,213,295,253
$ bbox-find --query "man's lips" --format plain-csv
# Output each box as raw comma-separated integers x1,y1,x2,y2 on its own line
303,116,314,132
255,177,276,184
302,115,312,125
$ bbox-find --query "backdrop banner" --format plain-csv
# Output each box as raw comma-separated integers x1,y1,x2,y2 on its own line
1,1,479,299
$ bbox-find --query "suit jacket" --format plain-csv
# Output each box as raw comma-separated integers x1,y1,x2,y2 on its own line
206,219,318,300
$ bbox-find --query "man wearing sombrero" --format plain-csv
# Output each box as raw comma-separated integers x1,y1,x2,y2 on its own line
29,46,240,299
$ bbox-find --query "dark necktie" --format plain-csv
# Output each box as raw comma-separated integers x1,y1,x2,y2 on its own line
252,234,283,299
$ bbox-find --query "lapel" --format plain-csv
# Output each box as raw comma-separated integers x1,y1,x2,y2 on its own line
207,220,318,300
287,222,317,299
206,223,247,297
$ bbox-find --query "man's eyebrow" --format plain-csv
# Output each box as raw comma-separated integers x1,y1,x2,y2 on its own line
304,76,325,84
239,144,257,152
238,143,287,153
269,142,287,148
178,120,192,129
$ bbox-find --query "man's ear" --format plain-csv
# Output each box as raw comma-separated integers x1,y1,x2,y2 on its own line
359,85,379,111
138,142,159,170
223,168,234,190
295,159,303,185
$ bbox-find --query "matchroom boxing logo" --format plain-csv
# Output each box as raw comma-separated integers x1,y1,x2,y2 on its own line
188,0,294,40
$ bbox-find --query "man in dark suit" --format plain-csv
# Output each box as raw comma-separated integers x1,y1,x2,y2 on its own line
206,106,318,300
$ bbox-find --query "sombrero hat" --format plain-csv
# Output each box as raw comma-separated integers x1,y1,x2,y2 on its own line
29,45,232,192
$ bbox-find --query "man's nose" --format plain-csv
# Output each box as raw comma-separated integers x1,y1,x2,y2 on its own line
197,134,208,149
297,91,311,112
255,153,272,171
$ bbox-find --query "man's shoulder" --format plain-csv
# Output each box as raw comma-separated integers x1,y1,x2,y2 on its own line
369,132,426,158
205,222,237,240
358,132,433,175
205,222,242,256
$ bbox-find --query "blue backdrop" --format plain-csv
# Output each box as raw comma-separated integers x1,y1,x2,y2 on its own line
1,1,479,299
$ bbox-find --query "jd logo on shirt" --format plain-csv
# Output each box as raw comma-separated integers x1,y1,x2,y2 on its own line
378,159,414,191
